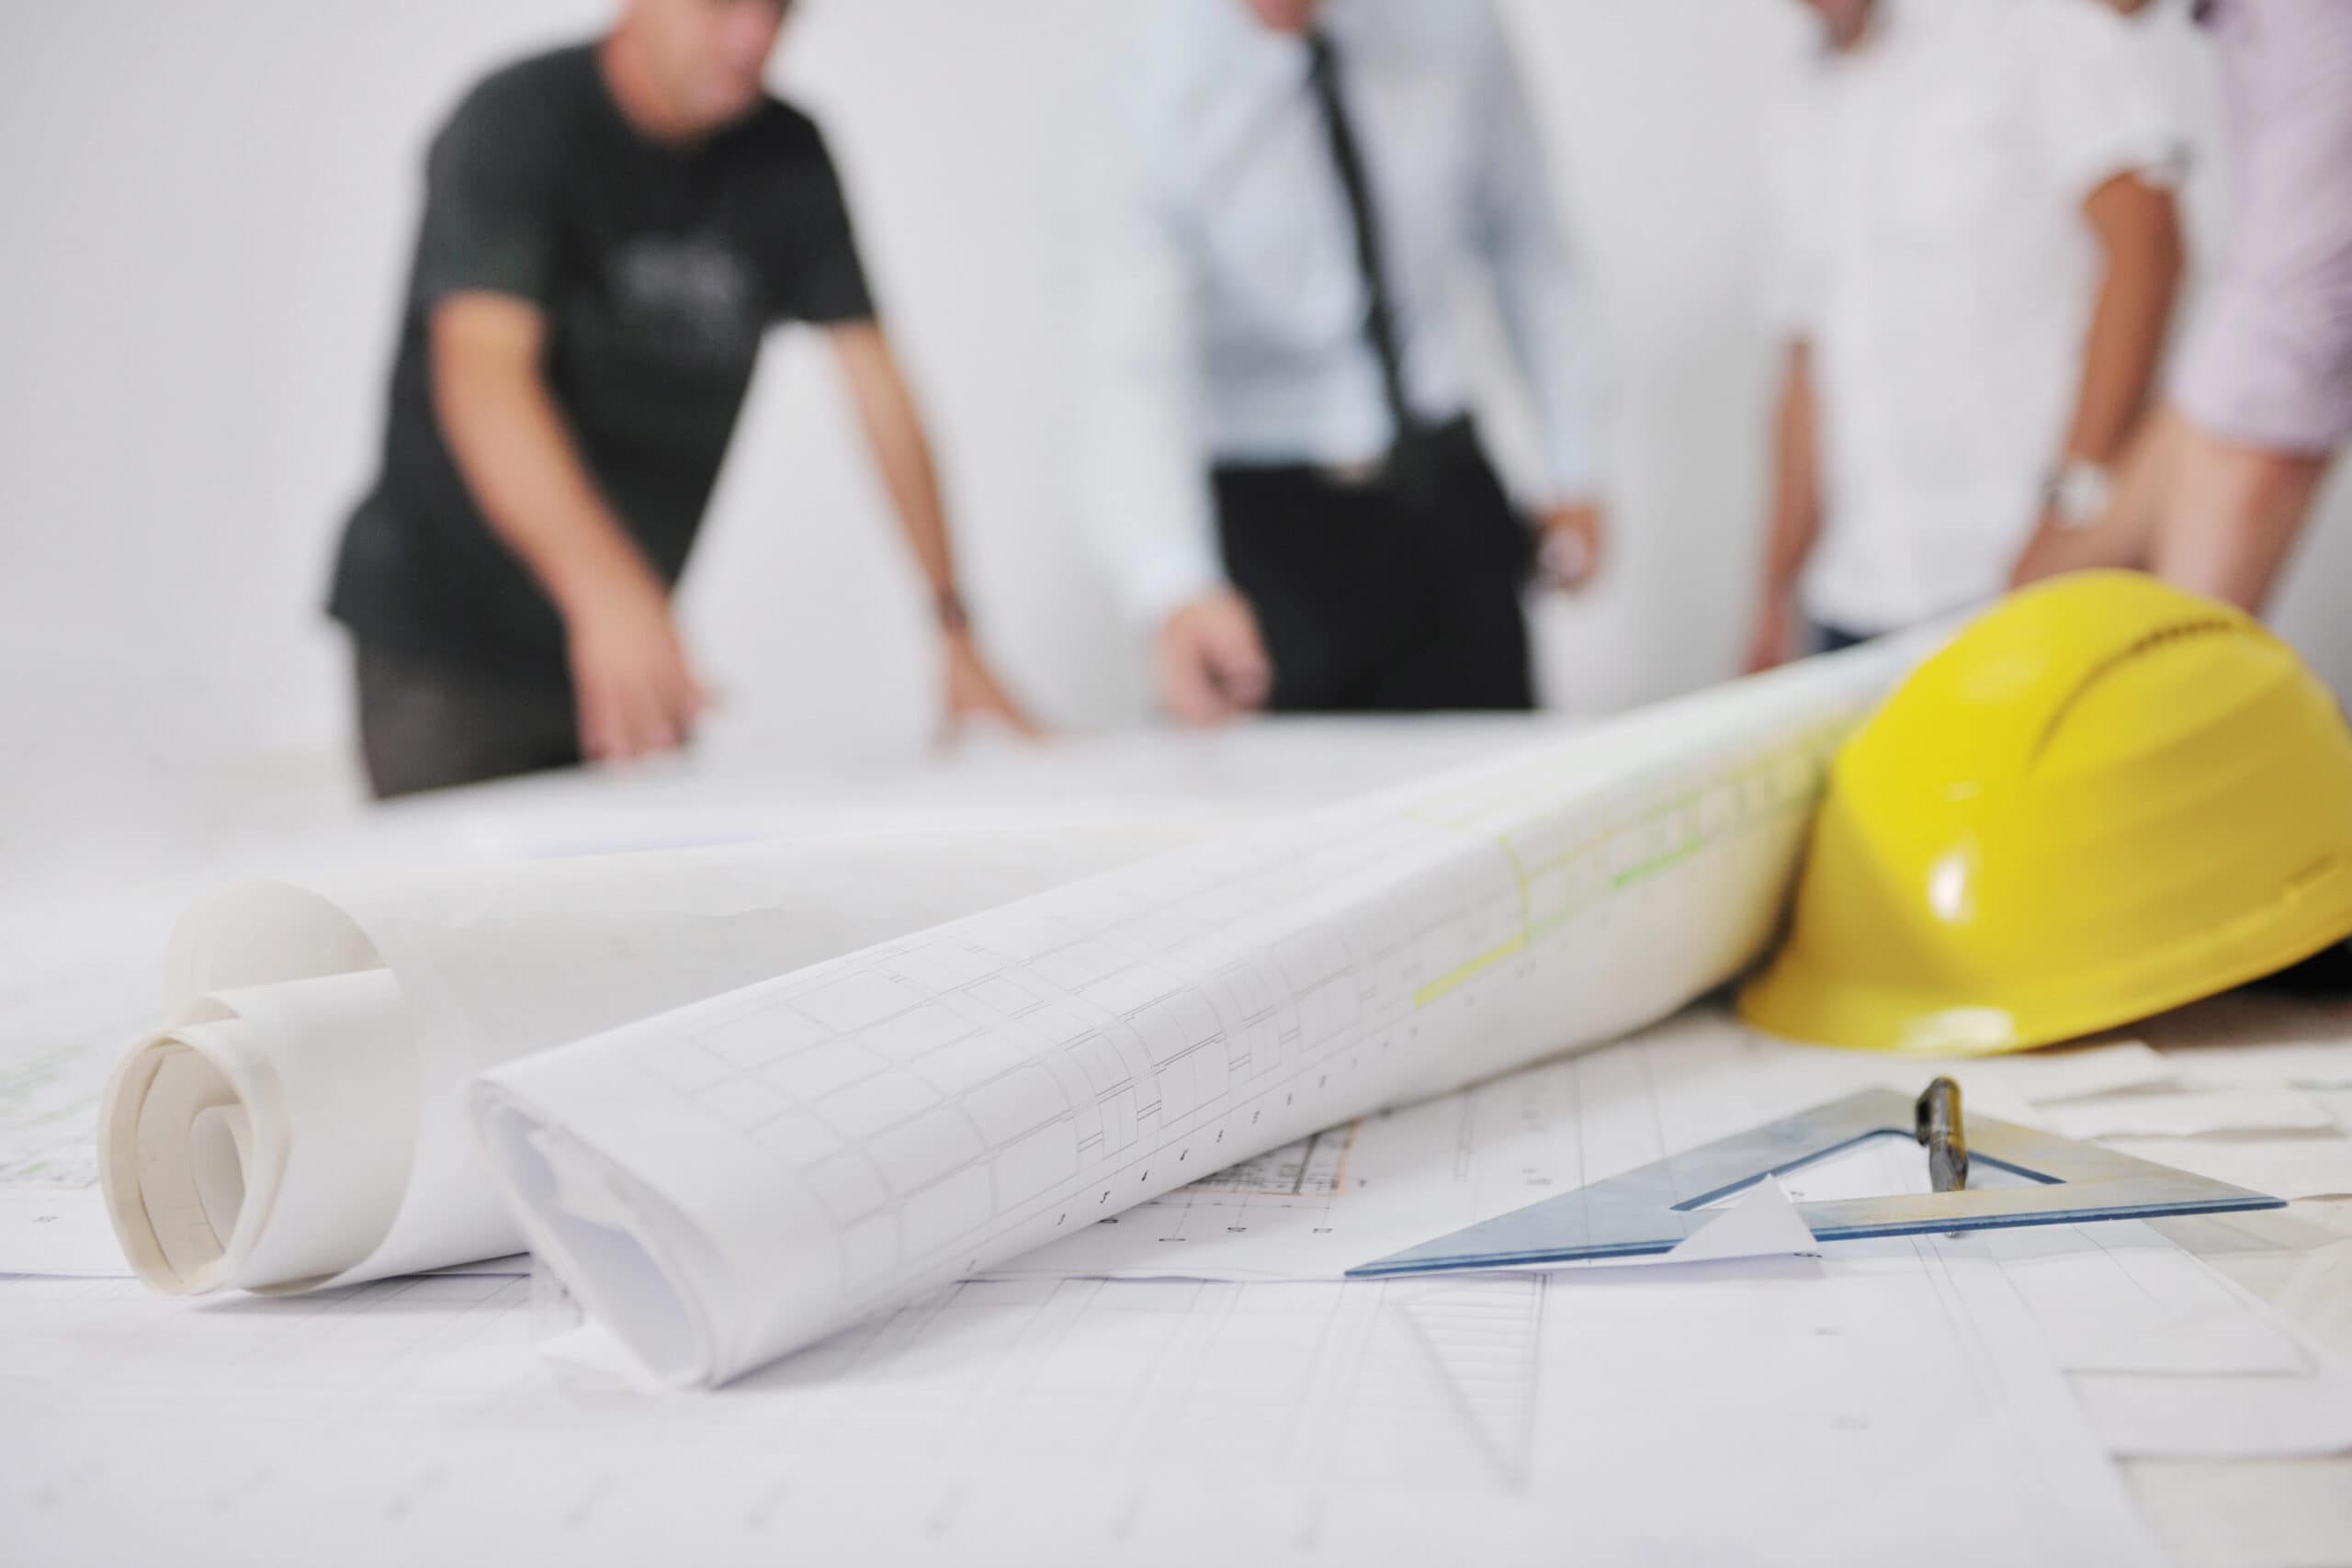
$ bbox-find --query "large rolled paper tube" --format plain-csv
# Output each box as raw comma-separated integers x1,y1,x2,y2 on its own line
471,639,1927,1387
101,820,1208,1295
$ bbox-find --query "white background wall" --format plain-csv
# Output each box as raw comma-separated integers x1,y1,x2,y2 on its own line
4,0,2347,869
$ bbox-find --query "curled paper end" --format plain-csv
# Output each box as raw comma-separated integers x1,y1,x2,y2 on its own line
101,1026,260,1294
186,1103,253,1256
529,1253,686,1395
474,1088,717,1389
98,969,423,1296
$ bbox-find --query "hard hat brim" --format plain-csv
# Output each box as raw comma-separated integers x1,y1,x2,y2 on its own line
1736,863,2352,1055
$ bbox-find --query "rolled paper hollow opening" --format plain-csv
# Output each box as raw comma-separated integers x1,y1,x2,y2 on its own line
100,969,421,1294
475,1095,714,1387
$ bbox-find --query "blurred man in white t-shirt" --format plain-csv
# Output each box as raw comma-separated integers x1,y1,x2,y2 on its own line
1746,0,2187,665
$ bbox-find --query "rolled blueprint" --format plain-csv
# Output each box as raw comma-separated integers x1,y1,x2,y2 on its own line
100,821,1204,1296
473,640,1923,1387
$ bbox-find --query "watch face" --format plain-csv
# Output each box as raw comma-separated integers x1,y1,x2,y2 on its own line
2052,463,2111,529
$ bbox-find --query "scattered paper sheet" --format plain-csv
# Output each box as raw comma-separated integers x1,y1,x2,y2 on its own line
2170,1041,2352,1093
1985,1220,2314,1376
0,1244,2168,1567
1961,1040,2178,1105
1818,1226,2352,1461
2124,1460,2352,1568
1661,1179,1819,1262
2041,1089,2339,1141
2075,1361,2352,1460
0,1186,123,1277
2101,1134,2352,1203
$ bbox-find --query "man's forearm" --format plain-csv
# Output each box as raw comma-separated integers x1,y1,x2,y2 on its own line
447,378,656,615
2146,1,2350,611
2060,183,2183,467
829,322,961,613
431,297,663,617
827,321,1040,730
1761,344,1821,599
430,293,705,761
1740,344,1821,670
2151,427,2328,612
2008,178,2181,588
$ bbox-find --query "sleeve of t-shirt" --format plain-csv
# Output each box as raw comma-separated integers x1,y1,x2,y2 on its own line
2169,0,2352,455
1764,79,1829,341
2029,0,2186,201
762,120,877,327
410,74,565,310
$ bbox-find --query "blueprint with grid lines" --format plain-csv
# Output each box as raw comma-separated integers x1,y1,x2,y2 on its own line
473,642,1919,1385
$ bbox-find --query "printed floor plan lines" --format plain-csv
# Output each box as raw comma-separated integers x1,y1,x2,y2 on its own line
1178,1121,1359,1198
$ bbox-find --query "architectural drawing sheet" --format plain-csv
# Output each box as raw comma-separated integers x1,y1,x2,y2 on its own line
981,1004,2282,1282
473,642,1920,1385
94,822,1199,1297
0,887,186,1199
990,1007,1877,1280
0,1237,2167,1567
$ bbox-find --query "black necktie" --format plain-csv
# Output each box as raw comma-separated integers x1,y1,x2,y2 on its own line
1306,30,1423,479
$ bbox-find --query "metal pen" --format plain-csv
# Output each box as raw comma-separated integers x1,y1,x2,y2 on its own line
1916,1077,1969,1192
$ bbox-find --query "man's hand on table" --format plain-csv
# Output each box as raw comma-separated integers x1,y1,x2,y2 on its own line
562,564,709,763
1157,588,1273,727
1536,501,1605,592
941,628,1046,741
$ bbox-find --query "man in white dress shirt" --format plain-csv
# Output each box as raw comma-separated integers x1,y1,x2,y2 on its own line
1745,0,2185,666
1077,0,1606,723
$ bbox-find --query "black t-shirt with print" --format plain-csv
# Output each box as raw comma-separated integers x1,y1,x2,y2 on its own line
329,43,875,682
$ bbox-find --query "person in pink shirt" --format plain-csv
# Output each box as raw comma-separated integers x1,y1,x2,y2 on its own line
2018,0,2352,610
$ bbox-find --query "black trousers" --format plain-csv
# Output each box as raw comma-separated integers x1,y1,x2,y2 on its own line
1812,622,1876,656
353,643,580,799
1212,422,1535,714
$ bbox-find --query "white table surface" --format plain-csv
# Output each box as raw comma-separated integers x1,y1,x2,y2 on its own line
6,713,2348,1567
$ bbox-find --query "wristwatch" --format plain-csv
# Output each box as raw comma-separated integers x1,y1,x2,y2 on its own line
2043,458,2112,531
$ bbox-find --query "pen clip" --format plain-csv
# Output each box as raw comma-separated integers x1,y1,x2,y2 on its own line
1915,1077,1969,1193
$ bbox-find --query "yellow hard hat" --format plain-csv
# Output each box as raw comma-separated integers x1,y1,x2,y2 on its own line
1738,570,2352,1055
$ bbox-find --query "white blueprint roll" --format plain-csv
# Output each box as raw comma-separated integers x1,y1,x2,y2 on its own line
472,643,1923,1387
99,821,1204,1296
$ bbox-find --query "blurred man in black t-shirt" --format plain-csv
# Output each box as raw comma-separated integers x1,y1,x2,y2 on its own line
331,0,1035,796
